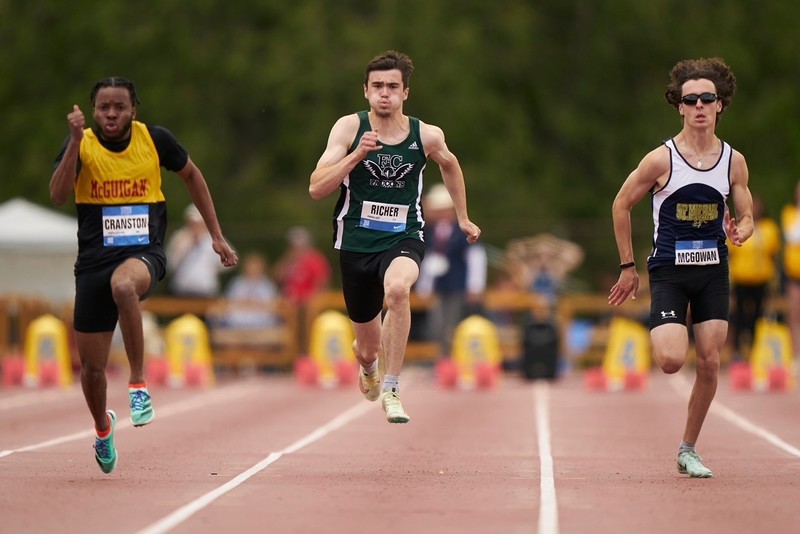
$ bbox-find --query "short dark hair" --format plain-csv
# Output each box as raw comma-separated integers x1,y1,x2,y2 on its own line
89,76,141,107
364,51,414,88
664,57,737,114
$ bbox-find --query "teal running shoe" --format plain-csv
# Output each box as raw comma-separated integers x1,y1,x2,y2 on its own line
129,387,154,427
94,410,118,474
677,451,713,478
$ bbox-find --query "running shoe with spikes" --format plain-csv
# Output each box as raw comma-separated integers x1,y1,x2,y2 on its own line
381,388,410,424
129,387,155,427
94,410,118,474
677,451,713,478
353,341,381,402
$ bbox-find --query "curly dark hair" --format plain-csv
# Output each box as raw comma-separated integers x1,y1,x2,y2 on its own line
89,76,141,107
364,50,414,88
664,57,737,114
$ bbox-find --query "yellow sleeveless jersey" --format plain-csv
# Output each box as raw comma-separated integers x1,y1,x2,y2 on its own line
74,121,168,273
727,217,780,285
782,204,800,280
76,121,165,204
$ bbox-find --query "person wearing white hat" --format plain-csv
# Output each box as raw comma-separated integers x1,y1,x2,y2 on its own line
166,203,232,298
415,184,487,355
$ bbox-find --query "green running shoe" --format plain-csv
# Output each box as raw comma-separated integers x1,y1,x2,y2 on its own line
129,387,155,427
677,451,713,478
94,410,118,474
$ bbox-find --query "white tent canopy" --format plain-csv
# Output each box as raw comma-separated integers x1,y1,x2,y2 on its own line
0,197,78,252
0,197,78,302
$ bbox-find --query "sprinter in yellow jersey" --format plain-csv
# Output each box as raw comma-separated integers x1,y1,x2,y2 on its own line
50,77,238,474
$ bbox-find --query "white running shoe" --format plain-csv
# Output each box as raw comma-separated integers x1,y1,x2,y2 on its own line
353,340,381,402
359,366,382,402
381,389,410,424
677,451,713,478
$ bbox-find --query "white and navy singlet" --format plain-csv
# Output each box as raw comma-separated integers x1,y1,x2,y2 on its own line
647,137,732,270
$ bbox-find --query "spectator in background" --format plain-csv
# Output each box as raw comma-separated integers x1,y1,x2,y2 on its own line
727,195,781,361
219,252,279,328
273,226,332,351
415,183,487,355
781,181,800,368
505,233,584,317
274,226,332,305
166,204,229,298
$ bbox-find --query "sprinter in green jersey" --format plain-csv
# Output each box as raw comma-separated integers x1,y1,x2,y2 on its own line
310,51,481,423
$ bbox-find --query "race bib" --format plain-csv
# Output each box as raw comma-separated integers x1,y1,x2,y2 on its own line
359,201,409,232
674,240,719,265
102,205,150,246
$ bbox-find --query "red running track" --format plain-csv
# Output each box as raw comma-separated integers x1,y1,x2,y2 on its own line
1,366,798,534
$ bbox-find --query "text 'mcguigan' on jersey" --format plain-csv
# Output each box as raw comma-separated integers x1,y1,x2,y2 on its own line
59,120,188,274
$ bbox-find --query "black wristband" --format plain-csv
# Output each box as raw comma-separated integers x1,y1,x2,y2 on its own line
619,261,636,270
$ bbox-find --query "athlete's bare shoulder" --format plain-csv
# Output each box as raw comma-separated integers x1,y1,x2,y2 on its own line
418,119,446,154
326,113,362,147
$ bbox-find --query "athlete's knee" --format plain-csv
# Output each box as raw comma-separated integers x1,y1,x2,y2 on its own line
80,360,106,378
110,275,138,304
659,360,683,374
654,350,685,374
695,353,720,381
383,280,410,308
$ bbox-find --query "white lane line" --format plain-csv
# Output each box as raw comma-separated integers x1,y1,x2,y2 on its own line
535,381,559,534
669,373,800,458
0,383,257,459
135,400,374,534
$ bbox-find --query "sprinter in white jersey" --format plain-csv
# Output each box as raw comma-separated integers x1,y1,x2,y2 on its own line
609,58,753,478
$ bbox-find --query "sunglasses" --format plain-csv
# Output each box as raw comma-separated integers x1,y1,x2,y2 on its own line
681,92,718,105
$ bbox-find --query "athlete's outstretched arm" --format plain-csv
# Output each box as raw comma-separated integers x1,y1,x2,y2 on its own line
176,157,238,268
609,147,669,306
421,122,481,244
726,150,753,246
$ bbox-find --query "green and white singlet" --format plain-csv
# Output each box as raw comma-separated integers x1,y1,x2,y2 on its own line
331,111,428,253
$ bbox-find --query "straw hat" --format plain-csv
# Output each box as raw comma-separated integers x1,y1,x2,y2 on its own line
424,184,453,210
183,204,203,222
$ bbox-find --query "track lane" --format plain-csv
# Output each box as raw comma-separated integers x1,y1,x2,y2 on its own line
164,373,540,534
549,369,800,534
2,366,799,534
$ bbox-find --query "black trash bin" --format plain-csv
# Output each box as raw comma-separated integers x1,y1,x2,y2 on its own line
521,319,560,380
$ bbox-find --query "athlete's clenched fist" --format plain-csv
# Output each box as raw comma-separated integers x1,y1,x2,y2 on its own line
67,104,85,140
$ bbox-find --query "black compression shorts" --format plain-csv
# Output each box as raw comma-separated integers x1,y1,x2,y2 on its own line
339,239,425,323
648,262,730,329
73,253,164,333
